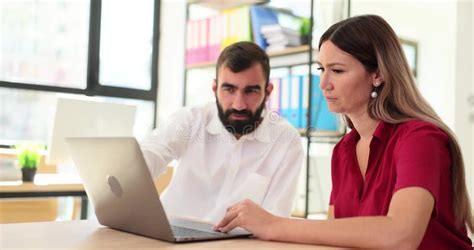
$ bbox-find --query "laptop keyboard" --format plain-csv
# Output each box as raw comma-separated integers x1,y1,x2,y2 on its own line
171,225,224,238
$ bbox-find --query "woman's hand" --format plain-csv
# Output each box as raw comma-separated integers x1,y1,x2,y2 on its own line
213,199,281,240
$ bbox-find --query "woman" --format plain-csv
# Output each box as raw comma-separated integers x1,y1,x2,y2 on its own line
214,15,473,249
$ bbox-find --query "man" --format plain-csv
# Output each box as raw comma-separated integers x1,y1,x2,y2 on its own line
140,41,303,223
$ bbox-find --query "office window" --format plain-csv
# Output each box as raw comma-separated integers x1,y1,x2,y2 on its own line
0,0,160,146
99,0,155,90
0,87,56,145
0,0,90,88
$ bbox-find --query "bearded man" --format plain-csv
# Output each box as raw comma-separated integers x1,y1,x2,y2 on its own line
140,41,303,223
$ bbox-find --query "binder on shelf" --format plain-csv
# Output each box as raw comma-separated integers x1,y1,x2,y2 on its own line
208,15,222,62
185,20,198,65
289,75,301,128
238,6,252,42
309,75,339,131
186,18,210,65
220,9,230,49
299,75,309,129
279,75,291,123
221,6,252,49
249,5,279,49
197,18,209,63
267,77,281,113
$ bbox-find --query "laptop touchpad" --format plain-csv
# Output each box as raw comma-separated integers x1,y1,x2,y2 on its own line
169,218,250,235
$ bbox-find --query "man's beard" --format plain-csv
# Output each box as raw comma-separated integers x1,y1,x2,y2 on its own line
216,98,266,136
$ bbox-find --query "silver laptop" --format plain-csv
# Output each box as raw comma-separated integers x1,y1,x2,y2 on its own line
66,137,251,243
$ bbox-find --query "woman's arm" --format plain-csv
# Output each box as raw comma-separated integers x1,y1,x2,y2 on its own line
215,187,434,249
327,205,334,219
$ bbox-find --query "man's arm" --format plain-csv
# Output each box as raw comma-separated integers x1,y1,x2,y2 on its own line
140,108,194,178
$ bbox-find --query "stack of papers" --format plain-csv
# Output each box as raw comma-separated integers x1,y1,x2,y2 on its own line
261,24,301,52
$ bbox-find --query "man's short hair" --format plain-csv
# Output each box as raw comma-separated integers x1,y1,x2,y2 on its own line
216,41,270,86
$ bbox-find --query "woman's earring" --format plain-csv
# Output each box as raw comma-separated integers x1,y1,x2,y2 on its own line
371,82,380,99
371,90,378,99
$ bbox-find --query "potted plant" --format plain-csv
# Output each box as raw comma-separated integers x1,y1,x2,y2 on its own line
16,143,44,182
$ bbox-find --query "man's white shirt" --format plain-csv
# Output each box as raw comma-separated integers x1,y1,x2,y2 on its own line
140,102,303,223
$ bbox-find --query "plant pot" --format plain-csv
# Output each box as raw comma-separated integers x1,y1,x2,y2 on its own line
21,168,37,182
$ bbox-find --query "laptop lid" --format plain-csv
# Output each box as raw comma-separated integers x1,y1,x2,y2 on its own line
47,98,136,166
66,137,250,242
66,137,175,242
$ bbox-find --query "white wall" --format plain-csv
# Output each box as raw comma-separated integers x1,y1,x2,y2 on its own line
454,0,473,211
351,0,457,128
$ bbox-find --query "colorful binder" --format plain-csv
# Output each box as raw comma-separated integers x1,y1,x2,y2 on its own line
309,75,339,131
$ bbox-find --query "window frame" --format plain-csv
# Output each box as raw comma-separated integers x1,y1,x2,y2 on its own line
0,0,160,125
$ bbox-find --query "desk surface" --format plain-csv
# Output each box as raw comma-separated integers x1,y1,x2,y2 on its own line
0,220,345,249
0,174,84,193
0,173,88,220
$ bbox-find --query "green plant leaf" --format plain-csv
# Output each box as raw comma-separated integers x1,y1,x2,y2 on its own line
15,142,45,169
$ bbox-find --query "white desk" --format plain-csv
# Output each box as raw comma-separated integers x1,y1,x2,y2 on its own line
0,220,346,249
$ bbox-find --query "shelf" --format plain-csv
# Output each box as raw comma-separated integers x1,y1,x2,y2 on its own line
187,0,267,10
298,129,345,138
186,45,313,69
267,45,310,57
186,61,216,69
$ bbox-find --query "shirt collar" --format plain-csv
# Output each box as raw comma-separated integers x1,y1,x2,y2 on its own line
206,104,272,143
342,120,395,145
372,121,395,142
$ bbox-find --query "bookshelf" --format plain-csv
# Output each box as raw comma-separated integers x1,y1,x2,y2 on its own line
183,0,349,218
